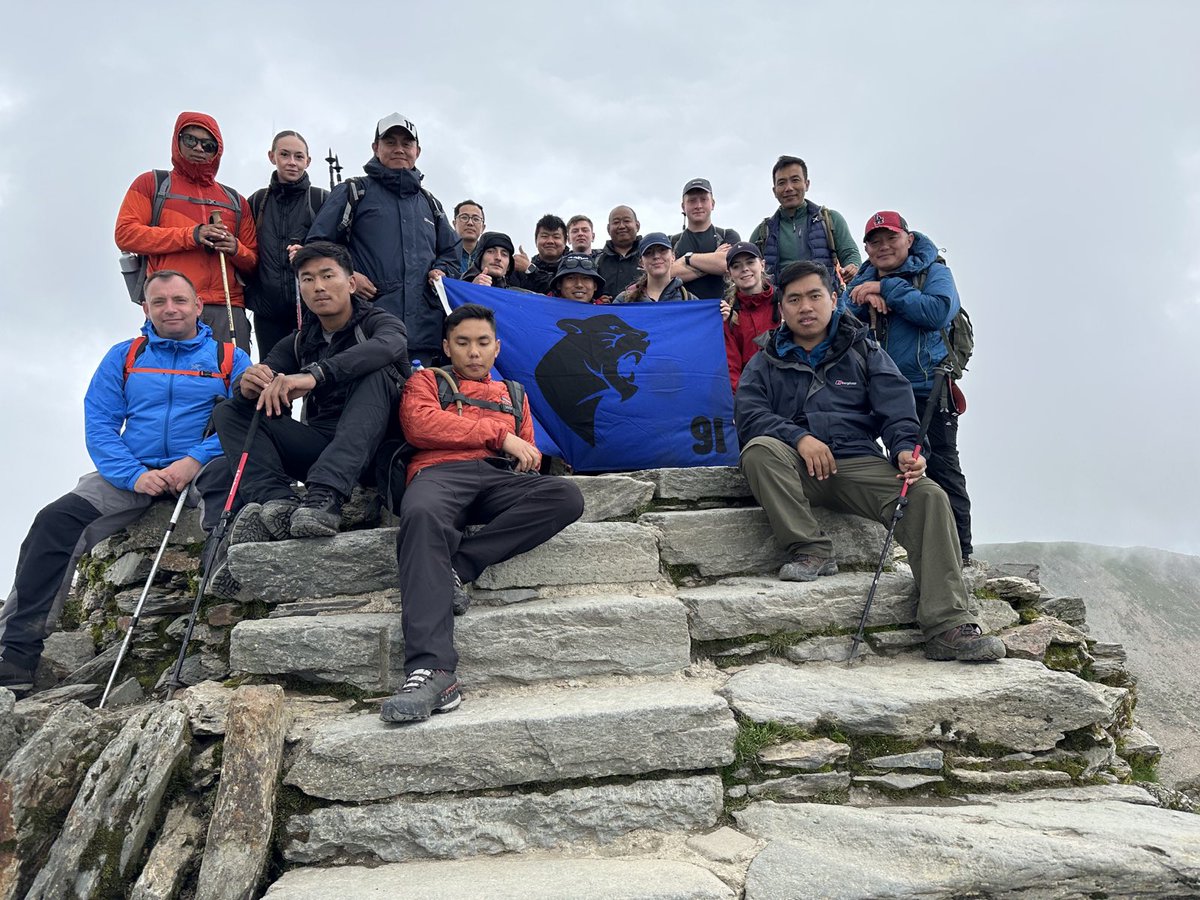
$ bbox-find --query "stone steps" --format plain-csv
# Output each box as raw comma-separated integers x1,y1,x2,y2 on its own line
721,659,1128,752
282,774,723,865
263,857,736,899
284,679,737,802
230,594,692,692
228,521,663,602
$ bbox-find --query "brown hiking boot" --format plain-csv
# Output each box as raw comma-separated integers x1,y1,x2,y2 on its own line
778,554,838,582
924,623,1006,662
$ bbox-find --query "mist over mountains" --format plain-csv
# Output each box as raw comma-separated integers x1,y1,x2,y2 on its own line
977,540,1200,787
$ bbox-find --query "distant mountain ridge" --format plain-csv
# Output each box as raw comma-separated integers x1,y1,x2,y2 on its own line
977,540,1200,787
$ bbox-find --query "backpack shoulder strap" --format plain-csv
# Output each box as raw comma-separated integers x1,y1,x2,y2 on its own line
217,341,235,387
217,182,244,234
818,206,837,254
308,186,326,223
123,336,150,384
338,177,367,242
149,170,172,227
754,217,771,252
250,187,268,224
505,380,525,435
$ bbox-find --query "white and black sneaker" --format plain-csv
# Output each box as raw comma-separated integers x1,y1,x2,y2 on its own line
380,668,461,723
451,569,471,617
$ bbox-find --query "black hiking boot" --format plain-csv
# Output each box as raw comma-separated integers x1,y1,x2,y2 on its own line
924,623,1006,662
289,485,344,538
207,541,240,600
380,669,462,723
260,495,301,540
778,553,838,582
451,569,471,617
0,656,35,693
230,503,274,545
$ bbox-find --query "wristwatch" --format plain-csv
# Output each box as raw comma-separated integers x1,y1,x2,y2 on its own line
684,251,697,270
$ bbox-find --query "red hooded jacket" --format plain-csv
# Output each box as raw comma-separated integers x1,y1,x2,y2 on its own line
115,112,257,307
725,285,778,392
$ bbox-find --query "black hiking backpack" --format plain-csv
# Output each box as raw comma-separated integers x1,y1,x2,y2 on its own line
119,169,245,303
378,366,526,514
335,176,449,244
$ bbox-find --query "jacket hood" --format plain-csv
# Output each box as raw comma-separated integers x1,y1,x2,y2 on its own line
474,231,516,277
171,111,223,186
364,158,424,196
141,316,216,349
758,306,865,364
847,231,939,286
269,170,312,196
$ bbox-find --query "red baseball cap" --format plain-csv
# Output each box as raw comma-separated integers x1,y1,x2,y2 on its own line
863,211,908,240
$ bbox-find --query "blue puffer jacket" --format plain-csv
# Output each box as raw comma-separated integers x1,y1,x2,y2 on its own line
843,232,959,396
85,320,252,491
735,312,920,464
307,159,460,354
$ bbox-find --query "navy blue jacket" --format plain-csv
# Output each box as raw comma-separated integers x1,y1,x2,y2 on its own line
307,160,460,353
843,232,959,396
734,312,920,464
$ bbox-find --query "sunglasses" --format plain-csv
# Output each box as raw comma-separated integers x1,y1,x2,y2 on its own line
179,133,218,154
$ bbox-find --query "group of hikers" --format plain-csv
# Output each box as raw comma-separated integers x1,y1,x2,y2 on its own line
0,109,1001,717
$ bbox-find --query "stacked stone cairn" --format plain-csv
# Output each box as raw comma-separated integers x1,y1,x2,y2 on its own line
2,468,1197,899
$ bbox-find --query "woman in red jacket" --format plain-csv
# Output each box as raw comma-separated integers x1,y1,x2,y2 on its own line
722,242,777,392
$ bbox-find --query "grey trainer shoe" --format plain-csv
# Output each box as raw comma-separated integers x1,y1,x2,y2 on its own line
380,669,462,723
451,569,471,617
924,623,1006,662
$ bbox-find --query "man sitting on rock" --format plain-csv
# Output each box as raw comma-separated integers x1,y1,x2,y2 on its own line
0,271,250,691
212,241,408,560
735,260,1004,662
382,303,584,722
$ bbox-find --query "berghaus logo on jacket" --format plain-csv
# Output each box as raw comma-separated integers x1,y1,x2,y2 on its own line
833,379,858,386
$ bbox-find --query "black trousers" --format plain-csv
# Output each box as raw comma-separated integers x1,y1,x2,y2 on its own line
917,391,973,558
396,460,584,673
0,465,229,669
253,314,297,365
212,369,397,504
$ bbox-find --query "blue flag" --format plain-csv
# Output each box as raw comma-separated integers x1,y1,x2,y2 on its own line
441,280,739,471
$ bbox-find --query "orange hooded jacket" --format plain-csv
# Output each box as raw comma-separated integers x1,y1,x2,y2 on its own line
115,112,257,307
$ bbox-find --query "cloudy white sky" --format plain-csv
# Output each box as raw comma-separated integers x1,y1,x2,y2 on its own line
2,1,1198,591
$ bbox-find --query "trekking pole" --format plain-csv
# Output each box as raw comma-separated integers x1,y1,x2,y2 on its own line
165,408,262,698
210,211,236,340
848,365,950,661
98,488,190,708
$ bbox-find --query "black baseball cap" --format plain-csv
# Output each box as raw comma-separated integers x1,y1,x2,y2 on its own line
682,178,712,195
726,241,763,265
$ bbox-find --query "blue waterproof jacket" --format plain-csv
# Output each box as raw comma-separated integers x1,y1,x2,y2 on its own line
735,312,920,465
843,232,959,396
307,160,460,354
85,320,252,491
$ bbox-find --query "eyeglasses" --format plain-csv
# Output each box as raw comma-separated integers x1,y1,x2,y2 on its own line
456,214,484,224
179,133,218,154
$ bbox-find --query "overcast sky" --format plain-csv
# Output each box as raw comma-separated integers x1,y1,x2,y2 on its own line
2,1,1198,592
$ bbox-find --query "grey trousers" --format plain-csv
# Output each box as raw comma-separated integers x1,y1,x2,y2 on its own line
739,436,976,637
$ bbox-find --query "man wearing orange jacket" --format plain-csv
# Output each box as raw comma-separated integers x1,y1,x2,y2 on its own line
116,112,258,351
381,303,584,724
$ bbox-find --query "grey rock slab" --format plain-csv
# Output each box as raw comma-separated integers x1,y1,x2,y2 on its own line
263,858,736,900
866,628,926,653
105,676,144,707
633,466,752,501
1122,725,1162,758
566,474,655,522
106,551,151,587
129,799,205,900
984,575,1041,601
747,771,850,799
854,773,945,790
0,691,22,773
640,507,886,576
285,680,736,801
686,825,758,863
62,642,121,685
476,521,661,589
784,634,872,663
284,775,722,864
966,783,1159,806
0,702,120,900
115,588,198,617
737,797,1200,899
26,703,190,900
231,522,661,600
1039,595,1087,626
681,573,916,642
232,595,691,692
988,562,1040,583
867,749,944,771
38,631,96,680
973,596,1020,633
722,659,1128,752
950,768,1072,788
99,503,206,557
758,738,850,771
196,686,287,900
999,620,1055,660
12,683,101,730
